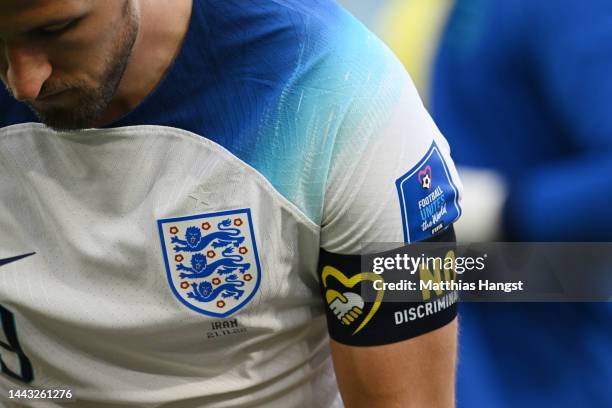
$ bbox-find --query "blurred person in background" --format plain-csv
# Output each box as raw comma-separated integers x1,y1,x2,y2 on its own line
435,0,611,406
377,0,612,406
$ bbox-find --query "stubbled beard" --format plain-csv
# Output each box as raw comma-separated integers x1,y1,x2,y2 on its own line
27,4,138,130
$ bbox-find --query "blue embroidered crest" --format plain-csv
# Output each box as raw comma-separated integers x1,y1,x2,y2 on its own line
158,209,262,317
396,141,461,243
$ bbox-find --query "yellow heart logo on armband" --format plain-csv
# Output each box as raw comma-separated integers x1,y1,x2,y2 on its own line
321,266,385,335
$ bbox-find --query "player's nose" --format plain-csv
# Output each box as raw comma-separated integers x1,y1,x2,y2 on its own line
4,41,52,102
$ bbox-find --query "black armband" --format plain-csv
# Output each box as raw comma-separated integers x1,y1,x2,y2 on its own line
318,225,458,347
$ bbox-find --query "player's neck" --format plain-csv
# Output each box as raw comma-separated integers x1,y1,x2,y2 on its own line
94,0,193,126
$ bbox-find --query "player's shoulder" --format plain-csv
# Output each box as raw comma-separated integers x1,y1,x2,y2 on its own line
198,0,354,43
148,0,423,225
197,0,402,83
203,0,415,139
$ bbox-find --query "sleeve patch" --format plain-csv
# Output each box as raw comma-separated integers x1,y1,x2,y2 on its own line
396,141,461,243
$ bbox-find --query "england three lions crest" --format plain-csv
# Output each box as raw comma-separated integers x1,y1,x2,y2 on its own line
158,209,262,317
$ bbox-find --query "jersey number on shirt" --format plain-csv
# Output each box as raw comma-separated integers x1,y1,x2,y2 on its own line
0,304,33,383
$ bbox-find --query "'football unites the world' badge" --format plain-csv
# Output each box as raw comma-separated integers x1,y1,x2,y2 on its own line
158,209,262,317
396,141,461,243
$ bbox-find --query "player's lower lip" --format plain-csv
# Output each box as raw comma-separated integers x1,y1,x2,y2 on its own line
37,89,69,101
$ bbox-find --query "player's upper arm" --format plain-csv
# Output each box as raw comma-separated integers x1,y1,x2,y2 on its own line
330,318,457,408
319,226,458,407
317,27,462,406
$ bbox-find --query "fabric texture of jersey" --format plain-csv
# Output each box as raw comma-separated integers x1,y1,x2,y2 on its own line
0,0,462,406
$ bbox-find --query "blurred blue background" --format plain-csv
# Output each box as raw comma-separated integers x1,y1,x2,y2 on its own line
339,0,612,407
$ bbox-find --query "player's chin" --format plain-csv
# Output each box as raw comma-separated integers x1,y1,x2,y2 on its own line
30,102,103,131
